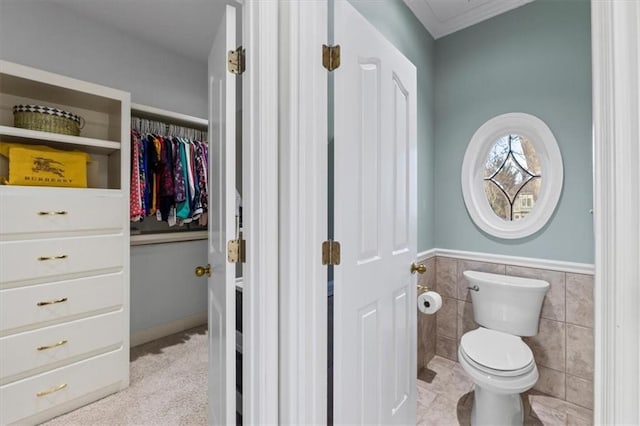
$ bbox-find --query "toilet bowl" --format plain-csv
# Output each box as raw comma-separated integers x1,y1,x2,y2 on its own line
459,271,549,426
458,328,539,425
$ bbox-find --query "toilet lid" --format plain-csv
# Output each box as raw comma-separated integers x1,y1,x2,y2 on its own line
460,328,533,371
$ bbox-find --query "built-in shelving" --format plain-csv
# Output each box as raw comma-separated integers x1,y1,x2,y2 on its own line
131,103,208,129
0,60,130,425
0,125,120,154
0,60,129,190
130,230,208,246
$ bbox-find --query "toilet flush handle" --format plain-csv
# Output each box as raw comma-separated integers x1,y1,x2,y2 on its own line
468,285,479,292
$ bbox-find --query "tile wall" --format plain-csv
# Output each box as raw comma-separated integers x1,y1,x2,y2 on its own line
417,257,437,372
416,255,594,410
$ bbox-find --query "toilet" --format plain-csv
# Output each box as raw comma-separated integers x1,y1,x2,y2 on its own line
458,270,550,426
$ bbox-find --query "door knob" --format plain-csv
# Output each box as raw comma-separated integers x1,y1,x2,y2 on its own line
195,264,211,278
411,263,427,275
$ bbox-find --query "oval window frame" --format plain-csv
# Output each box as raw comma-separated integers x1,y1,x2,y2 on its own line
461,113,563,239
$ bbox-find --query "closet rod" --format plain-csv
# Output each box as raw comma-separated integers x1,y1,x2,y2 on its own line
131,115,208,141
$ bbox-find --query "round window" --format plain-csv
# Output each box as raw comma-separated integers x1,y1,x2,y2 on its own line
461,113,563,239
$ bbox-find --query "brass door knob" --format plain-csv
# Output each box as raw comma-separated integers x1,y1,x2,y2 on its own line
195,264,211,277
411,263,427,275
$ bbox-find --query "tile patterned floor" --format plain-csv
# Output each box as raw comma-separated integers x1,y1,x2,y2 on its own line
417,356,594,426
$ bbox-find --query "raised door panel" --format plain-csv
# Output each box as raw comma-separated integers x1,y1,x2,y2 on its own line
391,286,410,414
357,303,381,424
0,272,123,333
357,61,381,264
392,75,410,254
0,188,123,237
0,235,123,284
0,310,123,383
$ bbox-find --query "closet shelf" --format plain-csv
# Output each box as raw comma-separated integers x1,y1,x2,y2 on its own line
130,230,208,246
0,125,120,154
131,103,207,129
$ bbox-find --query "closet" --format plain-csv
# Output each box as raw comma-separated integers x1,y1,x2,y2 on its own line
129,103,209,245
130,103,242,424
126,104,212,357
0,60,130,425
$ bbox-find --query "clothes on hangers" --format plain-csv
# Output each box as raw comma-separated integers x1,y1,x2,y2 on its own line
130,128,209,226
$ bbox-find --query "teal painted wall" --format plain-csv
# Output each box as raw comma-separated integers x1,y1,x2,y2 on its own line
349,0,436,252
434,0,593,263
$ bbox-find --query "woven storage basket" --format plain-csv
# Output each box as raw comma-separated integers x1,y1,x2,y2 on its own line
13,104,84,136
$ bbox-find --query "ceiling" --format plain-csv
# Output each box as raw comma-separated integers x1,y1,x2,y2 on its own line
44,0,533,64
402,0,535,39
48,0,226,64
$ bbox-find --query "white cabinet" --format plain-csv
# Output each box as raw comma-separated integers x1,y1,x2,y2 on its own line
0,60,129,425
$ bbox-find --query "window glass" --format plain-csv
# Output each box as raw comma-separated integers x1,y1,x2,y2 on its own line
483,135,541,221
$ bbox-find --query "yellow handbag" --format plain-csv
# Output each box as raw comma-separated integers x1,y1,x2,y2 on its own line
0,143,91,188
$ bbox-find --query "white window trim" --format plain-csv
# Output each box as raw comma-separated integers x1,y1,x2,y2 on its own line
461,112,563,239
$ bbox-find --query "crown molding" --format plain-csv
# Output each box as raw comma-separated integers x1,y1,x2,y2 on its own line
402,0,535,39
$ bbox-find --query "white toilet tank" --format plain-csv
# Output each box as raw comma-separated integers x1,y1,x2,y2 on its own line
464,270,550,337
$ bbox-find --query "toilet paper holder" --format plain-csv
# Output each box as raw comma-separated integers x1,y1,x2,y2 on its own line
417,284,430,293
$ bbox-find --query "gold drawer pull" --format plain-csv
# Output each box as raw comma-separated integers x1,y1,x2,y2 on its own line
37,339,68,351
37,297,68,307
38,255,68,261
38,211,68,216
36,383,68,397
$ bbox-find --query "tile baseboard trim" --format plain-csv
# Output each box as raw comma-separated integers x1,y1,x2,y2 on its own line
417,248,594,275
130,312,208,347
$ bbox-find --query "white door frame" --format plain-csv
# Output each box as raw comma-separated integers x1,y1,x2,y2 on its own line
277,0,640,424
591,1,640,424
278,1,329,425
242,1,279,424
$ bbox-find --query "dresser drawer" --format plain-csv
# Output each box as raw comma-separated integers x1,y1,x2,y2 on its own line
0,187,123,237
0,348,125,426
0,235,123,284
0,310,123,383
0,272,123,334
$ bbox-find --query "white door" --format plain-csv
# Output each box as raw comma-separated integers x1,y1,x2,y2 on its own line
333,1,418,424
208,4,237,425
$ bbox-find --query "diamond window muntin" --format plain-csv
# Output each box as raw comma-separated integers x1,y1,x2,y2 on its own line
483,134,541,221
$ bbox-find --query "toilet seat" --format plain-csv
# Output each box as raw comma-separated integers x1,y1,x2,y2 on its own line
460,328,534,377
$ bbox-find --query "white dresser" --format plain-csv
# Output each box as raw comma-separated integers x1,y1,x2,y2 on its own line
0,61,130,425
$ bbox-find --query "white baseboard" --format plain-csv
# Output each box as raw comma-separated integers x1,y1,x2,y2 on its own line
130,312,208,347
417,248,594,275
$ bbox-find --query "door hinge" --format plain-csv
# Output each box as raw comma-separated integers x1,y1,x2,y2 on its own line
227,237,246,263
322,44,341,72
228,46,246,75
322,240,341,266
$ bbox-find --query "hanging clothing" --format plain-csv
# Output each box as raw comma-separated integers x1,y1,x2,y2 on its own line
129,126,209,228
130,131,144,220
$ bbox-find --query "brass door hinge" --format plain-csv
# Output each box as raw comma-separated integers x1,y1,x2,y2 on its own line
322,44,341,71
228,46,246,75
322,240,341,266
228,237,246,263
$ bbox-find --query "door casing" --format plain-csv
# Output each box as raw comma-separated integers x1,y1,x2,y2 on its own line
238,1,280,424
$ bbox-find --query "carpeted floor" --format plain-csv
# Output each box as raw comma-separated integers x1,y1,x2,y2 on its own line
43,325,208,426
